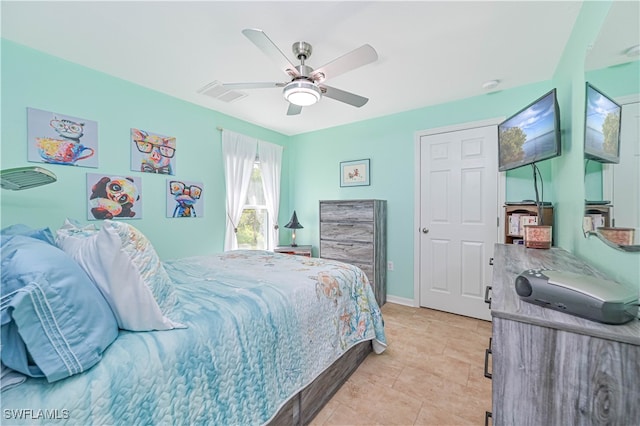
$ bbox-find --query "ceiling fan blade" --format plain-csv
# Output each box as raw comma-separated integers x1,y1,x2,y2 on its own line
310,44,378,83
321,85,369,107
242,29,301,78
287,103,303,116
222,82,285,90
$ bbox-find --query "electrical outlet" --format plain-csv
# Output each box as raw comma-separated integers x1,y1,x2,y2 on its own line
387,261,394,271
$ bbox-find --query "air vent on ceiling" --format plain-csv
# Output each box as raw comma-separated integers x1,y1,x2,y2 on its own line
197,81,247,103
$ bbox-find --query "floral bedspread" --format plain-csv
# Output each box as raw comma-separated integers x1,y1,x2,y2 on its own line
1,250,386,425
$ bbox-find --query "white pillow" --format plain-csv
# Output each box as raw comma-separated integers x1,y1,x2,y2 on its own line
56,219,184,331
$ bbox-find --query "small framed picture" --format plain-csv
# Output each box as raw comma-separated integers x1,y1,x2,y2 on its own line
131,128,176,175
166,179,204,218
340,159,370,187
27,107,99,168
86,173,142,220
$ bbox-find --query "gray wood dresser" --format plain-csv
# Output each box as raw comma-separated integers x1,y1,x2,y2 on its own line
319,199,387,306
488,243,639,425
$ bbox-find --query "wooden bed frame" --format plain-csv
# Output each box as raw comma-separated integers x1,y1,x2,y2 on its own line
268,340,373,425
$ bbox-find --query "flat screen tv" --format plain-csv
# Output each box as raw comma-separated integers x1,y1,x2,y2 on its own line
498,89,561,172
584,82,621,164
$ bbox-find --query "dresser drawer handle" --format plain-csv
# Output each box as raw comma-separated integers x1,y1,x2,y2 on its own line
485,411,492,426
484,338,492,380
335,224,354,226
336,243,354,246
484,286,492,308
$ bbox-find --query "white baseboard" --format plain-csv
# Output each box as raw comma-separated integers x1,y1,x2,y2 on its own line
384,295,416,307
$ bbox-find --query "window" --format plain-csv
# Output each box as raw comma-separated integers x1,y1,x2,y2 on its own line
236,162,269,250
221,132,282,251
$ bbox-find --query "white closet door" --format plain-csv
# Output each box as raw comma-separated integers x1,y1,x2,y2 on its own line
418,125,499,321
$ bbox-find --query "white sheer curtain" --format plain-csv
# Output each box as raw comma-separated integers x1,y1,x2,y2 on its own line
222,131,258,251
257,140,283,251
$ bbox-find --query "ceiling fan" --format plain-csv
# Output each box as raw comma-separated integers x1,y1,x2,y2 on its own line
223,29,378,116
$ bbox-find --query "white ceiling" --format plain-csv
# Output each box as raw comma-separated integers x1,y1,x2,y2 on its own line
1,1,637,136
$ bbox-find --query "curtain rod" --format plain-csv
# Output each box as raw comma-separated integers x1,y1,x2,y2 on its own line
216,127,285,149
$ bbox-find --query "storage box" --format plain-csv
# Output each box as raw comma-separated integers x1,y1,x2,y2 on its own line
520,216,538,227
598,227,635,246
523,225,552,249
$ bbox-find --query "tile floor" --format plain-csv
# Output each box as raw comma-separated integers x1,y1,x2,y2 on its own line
311,302,493,426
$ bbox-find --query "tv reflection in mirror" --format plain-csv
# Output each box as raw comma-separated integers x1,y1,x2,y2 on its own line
498,89,562,172
584,82,621,164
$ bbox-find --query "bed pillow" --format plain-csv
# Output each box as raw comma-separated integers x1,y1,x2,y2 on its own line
0,224,56,245
0,233,119,382
56,219,184,331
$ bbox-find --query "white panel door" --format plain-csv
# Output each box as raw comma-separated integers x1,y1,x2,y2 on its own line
419,125,498,320
612,102,640,230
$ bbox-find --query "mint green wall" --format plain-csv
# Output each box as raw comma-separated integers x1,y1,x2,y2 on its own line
287,82,560,300
0,40,290,260
587,60,640,97
505,161,554,202
3,0,638,302
584,161,604,201
287,0,638,299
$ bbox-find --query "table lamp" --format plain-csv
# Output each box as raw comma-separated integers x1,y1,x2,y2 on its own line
284,211,303,247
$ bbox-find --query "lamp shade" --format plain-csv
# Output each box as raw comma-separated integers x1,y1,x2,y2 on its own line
284,211,303,229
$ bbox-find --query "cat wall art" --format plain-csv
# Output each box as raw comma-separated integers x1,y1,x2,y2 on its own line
27,107,99,168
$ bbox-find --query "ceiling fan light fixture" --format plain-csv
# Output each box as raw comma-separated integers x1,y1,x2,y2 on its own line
283,80,321,106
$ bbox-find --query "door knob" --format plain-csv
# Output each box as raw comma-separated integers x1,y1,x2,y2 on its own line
422,228,429,234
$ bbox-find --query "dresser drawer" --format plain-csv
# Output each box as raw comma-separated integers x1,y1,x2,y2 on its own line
351,262,374,284
320,240,373,263
320,200,374,222
320,222,374,243
319,199,386,307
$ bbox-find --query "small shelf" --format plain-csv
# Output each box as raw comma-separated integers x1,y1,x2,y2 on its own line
584,205,611,232
587,230,640,252
504,204,554,245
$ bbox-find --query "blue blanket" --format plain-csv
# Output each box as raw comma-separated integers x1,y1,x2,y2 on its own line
1,251,386,425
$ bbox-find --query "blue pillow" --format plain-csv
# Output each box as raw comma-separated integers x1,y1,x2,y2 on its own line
0,224,55,245
0,234,118,382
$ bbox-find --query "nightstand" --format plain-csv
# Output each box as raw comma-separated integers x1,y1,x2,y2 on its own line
274,245,312,257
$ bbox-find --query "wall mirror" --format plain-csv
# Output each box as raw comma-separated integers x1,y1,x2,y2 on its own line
583,1,640,252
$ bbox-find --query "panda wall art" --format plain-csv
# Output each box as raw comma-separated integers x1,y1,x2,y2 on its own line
87,173,142,220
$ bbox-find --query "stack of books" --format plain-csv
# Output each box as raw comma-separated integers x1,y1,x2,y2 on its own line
583,214,605,232
509,214,538,238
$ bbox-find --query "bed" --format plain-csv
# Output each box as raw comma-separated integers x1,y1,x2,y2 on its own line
0,220,386,425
